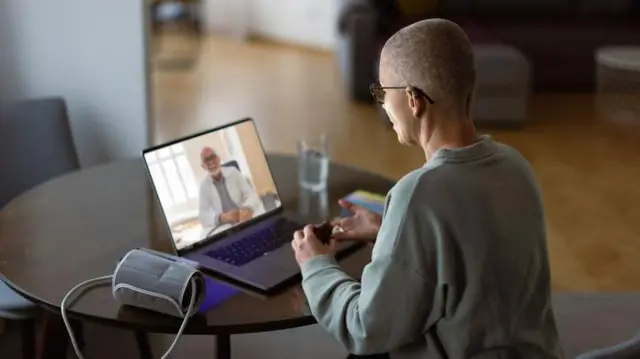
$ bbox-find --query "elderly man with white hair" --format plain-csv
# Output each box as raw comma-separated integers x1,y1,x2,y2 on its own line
198,146,264,238
291,19,565,359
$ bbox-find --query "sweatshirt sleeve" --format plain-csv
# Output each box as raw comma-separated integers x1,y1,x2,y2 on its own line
300,181,437,355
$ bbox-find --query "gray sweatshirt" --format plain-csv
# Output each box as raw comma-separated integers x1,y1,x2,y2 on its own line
300,135,565,359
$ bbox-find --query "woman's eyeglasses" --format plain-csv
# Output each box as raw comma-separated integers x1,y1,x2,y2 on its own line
369,82,435,105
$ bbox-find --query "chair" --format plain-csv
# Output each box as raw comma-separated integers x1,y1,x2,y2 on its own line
0,97,150,359
0,97,81,359
222,160,241,172
0,286,37,359
0,97,80,208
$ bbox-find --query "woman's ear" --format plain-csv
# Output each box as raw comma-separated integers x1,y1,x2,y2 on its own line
406,87,425,118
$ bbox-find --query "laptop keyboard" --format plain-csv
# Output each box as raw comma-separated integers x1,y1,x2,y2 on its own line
205,218,301,267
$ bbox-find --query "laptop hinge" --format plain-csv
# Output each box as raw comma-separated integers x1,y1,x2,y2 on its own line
178,207,284,255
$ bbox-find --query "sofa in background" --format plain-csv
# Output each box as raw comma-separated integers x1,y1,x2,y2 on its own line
336,0,640,101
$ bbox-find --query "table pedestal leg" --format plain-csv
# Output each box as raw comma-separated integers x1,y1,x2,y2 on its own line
216,334,231,359
135,331,152,359
41,313,84,359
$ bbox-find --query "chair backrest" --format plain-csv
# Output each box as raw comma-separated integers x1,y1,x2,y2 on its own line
260,192,280,212
222,160,240,172
0,97,80,209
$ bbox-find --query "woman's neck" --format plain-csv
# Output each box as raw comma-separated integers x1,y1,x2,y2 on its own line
421,116,477,162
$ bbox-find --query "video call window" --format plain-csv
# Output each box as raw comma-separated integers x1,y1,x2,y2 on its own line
144,121,282,251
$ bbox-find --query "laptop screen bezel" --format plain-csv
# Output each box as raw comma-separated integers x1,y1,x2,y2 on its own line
142,117,286,255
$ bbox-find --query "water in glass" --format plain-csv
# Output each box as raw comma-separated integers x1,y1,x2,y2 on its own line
298,135,329,192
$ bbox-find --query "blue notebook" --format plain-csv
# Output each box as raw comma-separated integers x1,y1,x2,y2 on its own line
340,190,386,217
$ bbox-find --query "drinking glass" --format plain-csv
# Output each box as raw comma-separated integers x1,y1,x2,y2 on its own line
297,134,330,192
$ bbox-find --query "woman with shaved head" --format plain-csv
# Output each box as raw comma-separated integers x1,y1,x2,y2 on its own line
291,19,564,359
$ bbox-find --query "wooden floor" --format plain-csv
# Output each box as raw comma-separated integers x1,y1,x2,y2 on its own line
151,35,640,292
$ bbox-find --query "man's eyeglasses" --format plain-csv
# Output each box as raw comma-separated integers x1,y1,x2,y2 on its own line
369,82,435,105
202,155,218,163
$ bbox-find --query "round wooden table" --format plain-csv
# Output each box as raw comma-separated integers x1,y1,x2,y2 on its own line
0,154,394,359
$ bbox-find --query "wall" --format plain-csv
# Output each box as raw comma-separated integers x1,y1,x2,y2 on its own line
250,0,340,50
235,122,277,196
0,2,19,103
203,0,340,50
0,0,151,167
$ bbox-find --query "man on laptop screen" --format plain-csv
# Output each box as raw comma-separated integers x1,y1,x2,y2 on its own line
198,146,264,239
144,120,280,252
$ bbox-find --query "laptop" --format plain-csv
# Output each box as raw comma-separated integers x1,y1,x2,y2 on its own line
142,118,358,292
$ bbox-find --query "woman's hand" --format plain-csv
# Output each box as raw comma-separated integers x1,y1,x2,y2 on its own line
330,199,382,243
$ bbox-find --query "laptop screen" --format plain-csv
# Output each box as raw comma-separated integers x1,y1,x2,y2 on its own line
143,119,282,251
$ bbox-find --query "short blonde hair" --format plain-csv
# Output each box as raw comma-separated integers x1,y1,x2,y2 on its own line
381,18,476,112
